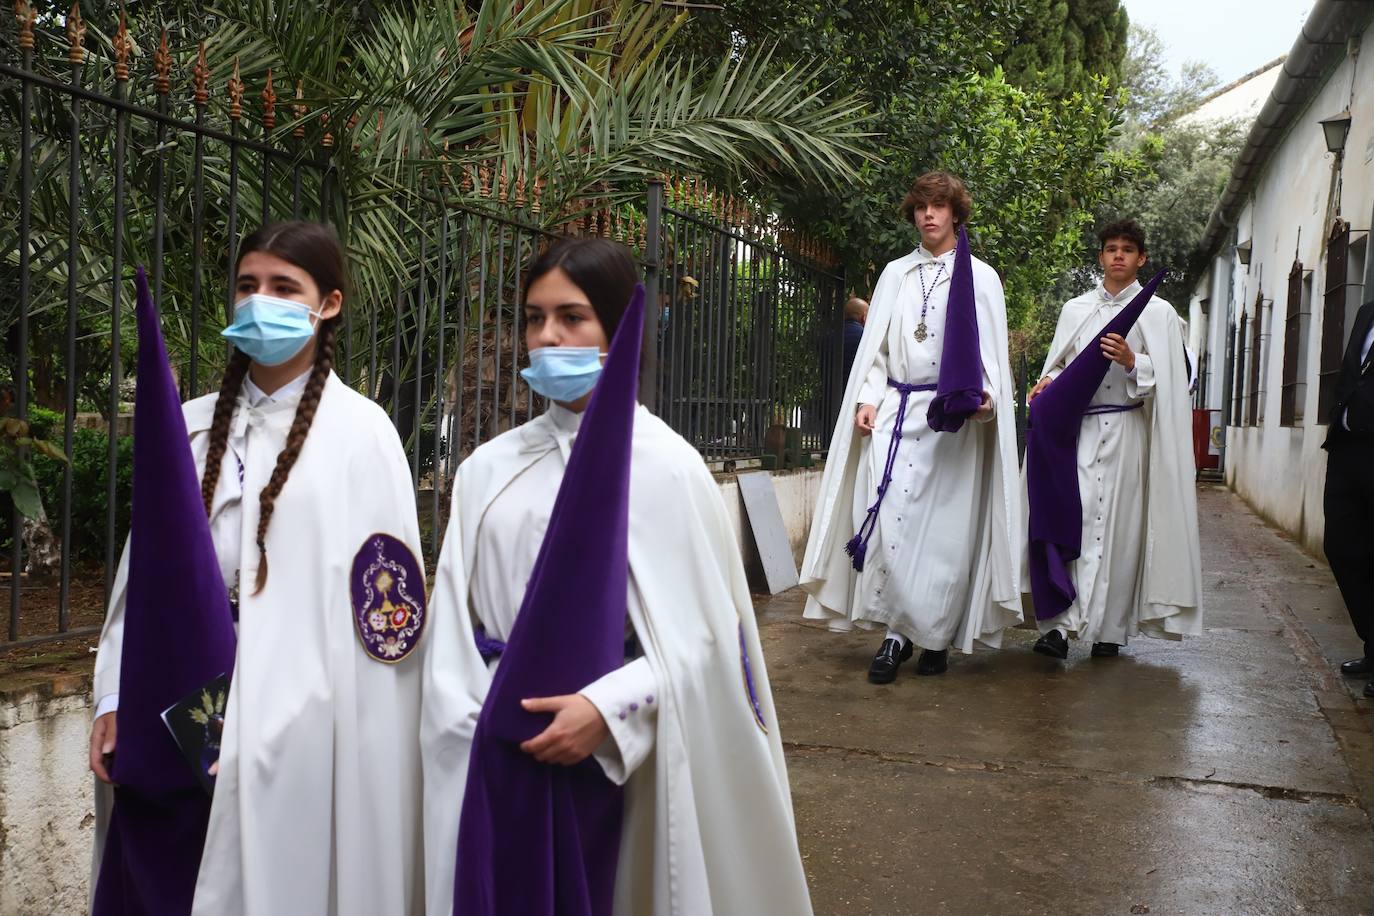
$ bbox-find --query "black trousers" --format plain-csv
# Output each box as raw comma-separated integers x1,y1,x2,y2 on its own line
1324,439,1374,659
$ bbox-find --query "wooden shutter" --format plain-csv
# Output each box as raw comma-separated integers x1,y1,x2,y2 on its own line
1233,312,1248,427
1281,263,1303,426
1318,219,1350,420
1247,292,1263,426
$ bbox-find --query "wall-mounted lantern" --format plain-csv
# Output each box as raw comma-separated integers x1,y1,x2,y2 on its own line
1320,109,1352,156
1235,238,1253,266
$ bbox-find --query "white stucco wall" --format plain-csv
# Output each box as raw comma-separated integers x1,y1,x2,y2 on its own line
1190,20,1372,554
716,466,823,572
0,680,96,916
1178,59,1284,128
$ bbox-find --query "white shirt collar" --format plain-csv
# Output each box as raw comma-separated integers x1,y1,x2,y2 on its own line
242,369,313,408
1095,279,1142,305
915,244,956,266
546,400,585,433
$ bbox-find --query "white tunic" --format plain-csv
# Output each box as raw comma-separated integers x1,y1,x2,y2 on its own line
851,248,998,649
1037,282,1156,644
93,373,428,916
471,405,660,787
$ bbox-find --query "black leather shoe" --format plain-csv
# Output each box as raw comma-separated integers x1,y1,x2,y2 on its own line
1033,630,1069,660
867,638,913,684
1340,657,1373,677
915,648,948,676
1091,642,1120,658
1364,679,1374,699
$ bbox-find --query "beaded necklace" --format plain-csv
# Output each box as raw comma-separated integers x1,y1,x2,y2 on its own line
914,257,947,343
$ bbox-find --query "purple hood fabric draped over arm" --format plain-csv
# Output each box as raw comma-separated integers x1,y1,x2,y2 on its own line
1025,268,1167,622
452,286,646,916
927,225,983,432
92,269,238,915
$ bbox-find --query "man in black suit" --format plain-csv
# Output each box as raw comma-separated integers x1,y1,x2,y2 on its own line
1324,297,1374,697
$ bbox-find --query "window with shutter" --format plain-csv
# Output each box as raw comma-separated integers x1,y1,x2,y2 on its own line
1247,291,1262,427
1280,261,1309,427
1232,312,1247,427
1318,219,1351,420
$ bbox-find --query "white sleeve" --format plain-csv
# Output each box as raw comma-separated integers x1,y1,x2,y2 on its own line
976,358,998,423
580,656,658,786
92,537,131,719
1125,331,1156,399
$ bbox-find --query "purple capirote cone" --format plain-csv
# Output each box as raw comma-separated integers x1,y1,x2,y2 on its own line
926,224,983,433
452,285,646,916
1025,267,1167,622
92,267,238,915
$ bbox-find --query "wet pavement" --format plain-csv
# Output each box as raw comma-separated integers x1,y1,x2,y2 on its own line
759,485,1374,915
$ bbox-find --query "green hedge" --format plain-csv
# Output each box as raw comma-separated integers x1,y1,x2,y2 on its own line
26,406,134,562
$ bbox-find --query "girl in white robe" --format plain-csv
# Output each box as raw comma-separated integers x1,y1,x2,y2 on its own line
420,238,813,916
90,222,428,915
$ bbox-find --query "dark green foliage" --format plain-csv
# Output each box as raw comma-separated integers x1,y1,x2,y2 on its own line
31,425,133,562
675,0,1127,330
1002,0,1129,96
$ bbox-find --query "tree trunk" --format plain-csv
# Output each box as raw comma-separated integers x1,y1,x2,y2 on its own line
22,502,60,580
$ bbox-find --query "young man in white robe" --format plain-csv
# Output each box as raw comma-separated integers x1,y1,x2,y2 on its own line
1026,218,1203,658
800,171,1023,682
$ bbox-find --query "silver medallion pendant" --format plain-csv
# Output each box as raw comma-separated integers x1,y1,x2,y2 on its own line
914,323,928,343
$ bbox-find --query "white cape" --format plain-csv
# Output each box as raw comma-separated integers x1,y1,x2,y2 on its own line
420,406,812,916
92,374,428,915
800,247,1023,650
1028,295,1203,637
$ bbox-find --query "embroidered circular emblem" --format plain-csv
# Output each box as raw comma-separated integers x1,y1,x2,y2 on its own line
351,533,426,663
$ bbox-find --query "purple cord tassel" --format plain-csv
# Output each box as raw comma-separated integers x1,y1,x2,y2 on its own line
844,532,868,572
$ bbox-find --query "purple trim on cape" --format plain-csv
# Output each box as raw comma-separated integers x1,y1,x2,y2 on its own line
738,624,767,733
350,533,426,663
926,225,983,433
452,286,647,916
92,268,238,915
1025,269,1167,622
845,379,938,571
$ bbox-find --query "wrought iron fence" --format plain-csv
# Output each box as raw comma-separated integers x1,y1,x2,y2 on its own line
1,12,847,649
1,12,334,650
654,181,846,463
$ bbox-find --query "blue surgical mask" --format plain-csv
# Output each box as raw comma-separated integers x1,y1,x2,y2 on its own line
520,346,604,402
221,294,323,366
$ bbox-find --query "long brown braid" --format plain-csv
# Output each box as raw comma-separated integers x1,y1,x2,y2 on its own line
251,317,337,594
200,350,253,516
200,220,350,595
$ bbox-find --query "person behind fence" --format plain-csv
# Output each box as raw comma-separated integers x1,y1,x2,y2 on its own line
843,295,868,381
799,170,1022,682
1023,218,1202,661
418,237,812,915
89,221,429,914
1323,292,1374,697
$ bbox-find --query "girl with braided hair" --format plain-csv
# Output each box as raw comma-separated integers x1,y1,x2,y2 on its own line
90,221,429,914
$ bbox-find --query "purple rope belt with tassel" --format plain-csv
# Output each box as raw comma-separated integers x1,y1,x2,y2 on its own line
845,378,939,572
